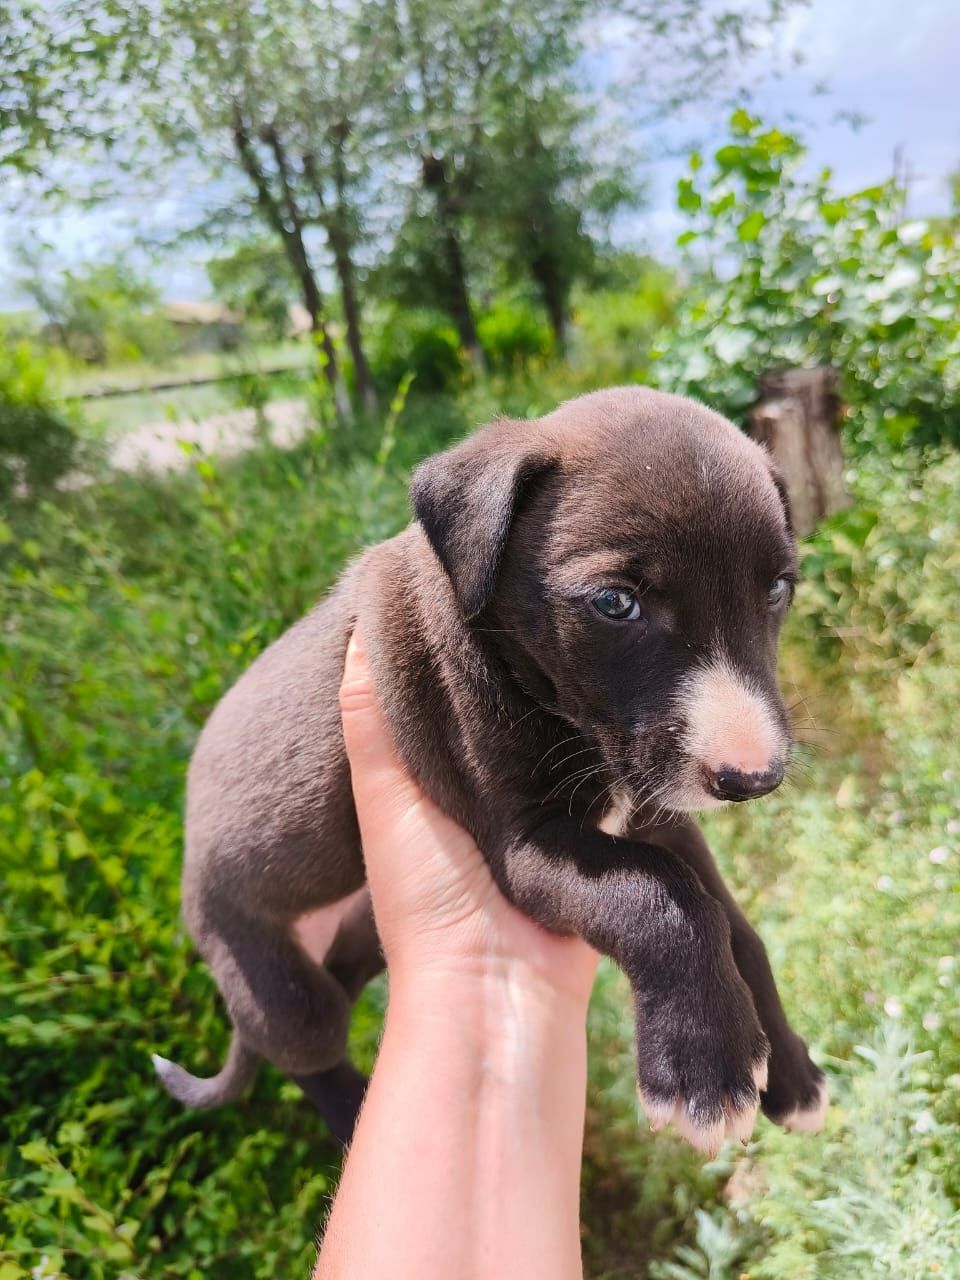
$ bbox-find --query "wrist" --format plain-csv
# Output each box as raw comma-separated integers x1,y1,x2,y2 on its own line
385,960,590,1081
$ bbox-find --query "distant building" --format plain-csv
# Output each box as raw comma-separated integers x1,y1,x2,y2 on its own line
165,301,244,353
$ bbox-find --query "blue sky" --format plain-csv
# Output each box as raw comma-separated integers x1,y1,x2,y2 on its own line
1,0,957,308
636,0,958,251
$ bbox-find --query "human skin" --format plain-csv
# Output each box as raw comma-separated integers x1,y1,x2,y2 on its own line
314,631,599,1280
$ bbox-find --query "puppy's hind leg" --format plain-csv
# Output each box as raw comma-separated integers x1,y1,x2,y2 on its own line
208,909,355,1082
291,889,385,1145
159,905,356,1139
291,1060,369,1147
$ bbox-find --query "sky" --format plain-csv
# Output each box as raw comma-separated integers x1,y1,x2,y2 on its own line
1,0,957,309
634,0,959,252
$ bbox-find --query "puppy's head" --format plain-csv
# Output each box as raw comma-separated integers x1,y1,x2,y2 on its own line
412,386,796,813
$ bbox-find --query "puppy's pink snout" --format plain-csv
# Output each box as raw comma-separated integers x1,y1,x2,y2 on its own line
681,659,789,803
703,761,784,803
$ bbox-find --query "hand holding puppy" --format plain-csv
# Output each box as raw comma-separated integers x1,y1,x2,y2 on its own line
317,629,596,1280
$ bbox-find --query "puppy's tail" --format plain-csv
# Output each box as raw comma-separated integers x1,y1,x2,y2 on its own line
152,1032,259,1109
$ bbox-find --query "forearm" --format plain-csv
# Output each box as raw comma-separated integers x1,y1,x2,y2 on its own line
315,966,589,1280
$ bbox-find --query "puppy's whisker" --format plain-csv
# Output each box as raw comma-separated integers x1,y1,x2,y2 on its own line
549,745,601,774
567,766,609,817
581,774,628,828
543,761,607,804
530,734,587,778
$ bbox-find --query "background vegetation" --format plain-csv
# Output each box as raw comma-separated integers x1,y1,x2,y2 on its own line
1,1,959,1276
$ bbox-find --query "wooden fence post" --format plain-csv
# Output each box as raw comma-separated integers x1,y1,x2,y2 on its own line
747,367,850,537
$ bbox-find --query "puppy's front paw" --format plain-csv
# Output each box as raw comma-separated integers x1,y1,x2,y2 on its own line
761,1033,828,1134
635,971,771,1158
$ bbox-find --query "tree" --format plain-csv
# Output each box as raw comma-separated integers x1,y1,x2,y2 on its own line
476,86,636,351
15,248,174,364
371,0,801,355
139,0,378,415
206,239,297,343
6,0,805,398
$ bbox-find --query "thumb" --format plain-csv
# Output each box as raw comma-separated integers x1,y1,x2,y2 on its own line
339,628,423,824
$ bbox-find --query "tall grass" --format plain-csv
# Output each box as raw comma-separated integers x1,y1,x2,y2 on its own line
2,387,958,1278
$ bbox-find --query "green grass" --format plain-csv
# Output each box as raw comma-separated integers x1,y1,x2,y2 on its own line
1,377,958,1278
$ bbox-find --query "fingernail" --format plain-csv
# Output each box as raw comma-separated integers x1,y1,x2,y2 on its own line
348,625,365,660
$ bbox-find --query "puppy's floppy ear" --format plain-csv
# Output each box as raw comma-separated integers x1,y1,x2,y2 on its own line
411,422,550,618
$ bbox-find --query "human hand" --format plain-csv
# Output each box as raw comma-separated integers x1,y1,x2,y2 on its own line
338,628,599,1013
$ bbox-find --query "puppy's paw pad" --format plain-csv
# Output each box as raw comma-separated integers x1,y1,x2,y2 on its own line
780,1078,829,1134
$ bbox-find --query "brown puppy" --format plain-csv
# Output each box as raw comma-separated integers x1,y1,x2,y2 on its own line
154,386,827,1153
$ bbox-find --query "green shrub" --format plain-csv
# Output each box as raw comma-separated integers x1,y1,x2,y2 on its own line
572,259,676,380
655,110,960,449
370,307,463,393
477,301,553,372
19,256,180,366
206,240,297,344
0,336,80,499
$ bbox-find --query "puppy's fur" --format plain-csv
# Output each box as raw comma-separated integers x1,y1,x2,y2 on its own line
155,387,827,1153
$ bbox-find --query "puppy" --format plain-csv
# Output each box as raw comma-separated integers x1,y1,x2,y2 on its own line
154,386,827,1153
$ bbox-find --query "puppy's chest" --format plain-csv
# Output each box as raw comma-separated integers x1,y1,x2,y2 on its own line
597,788,633,838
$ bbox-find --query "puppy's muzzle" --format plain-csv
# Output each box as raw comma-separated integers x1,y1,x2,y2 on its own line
702,760,785,803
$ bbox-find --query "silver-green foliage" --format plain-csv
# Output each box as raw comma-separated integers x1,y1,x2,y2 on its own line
655,110,960,448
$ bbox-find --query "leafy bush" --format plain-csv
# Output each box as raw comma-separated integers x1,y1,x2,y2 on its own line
572,258,676,381
477,301,553,372
655,110,960,448
370,307,464,393
0,335,80,499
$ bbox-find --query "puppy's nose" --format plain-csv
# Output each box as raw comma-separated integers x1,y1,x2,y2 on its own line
705,761,784,802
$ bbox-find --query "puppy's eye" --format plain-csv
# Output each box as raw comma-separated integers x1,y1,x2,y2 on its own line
768,577,793,609
592,588,642,621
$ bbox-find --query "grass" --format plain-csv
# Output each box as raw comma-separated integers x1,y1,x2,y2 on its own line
1,374,958,1278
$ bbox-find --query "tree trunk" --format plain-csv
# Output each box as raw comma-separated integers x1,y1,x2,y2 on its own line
529,248,569,354
747,367,849,536
232,116,350,420
422,153,485,372
330,232,377,415
325,133,378,416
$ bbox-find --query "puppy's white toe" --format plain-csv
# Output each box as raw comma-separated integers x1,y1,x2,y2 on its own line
753,1058,770,1094
637,1089,678,1133
672,1107,727,1158
726,1097,761,1145
781,1078,829,1134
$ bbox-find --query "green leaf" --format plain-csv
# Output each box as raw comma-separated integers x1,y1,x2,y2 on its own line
677,178,701,212
738,210,765,241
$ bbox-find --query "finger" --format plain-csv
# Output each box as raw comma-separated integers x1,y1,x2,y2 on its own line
339,628,426,823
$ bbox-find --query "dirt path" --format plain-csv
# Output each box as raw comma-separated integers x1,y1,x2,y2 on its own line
109,397,313,474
